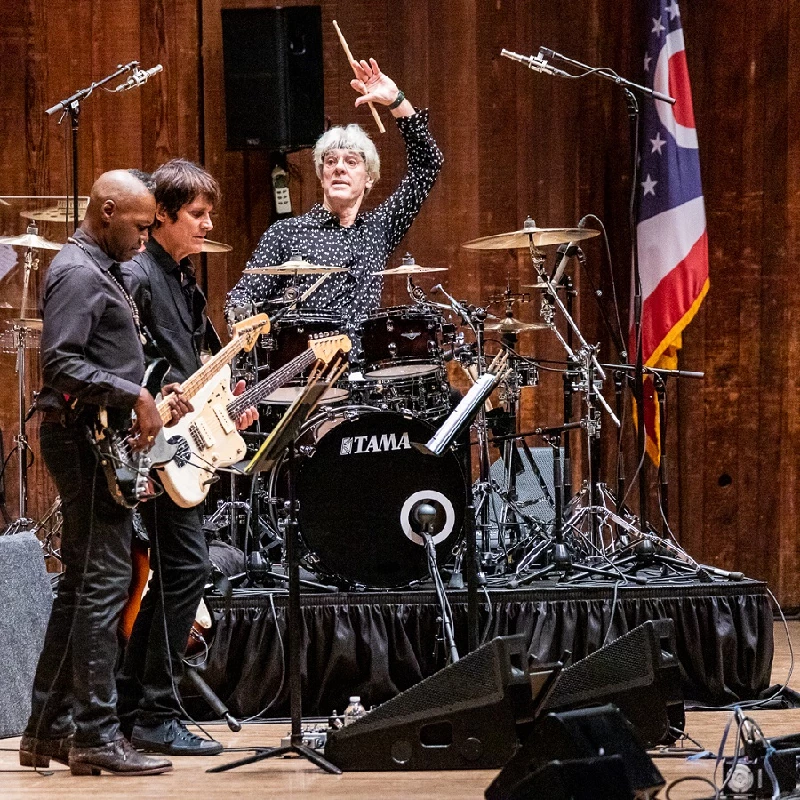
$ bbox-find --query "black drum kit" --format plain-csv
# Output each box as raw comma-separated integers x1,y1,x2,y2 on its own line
219,219,707,596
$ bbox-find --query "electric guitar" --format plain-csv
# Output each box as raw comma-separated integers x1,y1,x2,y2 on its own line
96,313,270,508
158,332,351,509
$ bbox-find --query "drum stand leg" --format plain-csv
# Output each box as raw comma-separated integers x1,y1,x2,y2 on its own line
208,442,340,775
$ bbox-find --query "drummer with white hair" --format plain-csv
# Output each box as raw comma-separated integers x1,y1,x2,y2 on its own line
225,57,444,334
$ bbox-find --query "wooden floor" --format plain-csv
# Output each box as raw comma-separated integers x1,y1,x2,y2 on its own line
1,620,798,800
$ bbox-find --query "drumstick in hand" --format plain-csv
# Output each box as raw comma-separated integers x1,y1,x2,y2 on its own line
332,20,386,134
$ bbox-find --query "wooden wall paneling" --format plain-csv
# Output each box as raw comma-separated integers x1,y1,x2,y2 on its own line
777,3,800,605
89,0,144,174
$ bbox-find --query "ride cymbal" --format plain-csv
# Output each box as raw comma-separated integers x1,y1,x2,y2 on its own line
201,238,233,253
243,258,348,276
485,316,549,333
463,218,600,250
0,233,63,251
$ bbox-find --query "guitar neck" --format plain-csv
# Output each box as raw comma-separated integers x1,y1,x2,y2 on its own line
155,335,252,425
227,348,317,419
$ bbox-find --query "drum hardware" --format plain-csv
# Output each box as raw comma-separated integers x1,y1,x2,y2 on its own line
0,223,52,526
14,195,89,223
415,501,460,665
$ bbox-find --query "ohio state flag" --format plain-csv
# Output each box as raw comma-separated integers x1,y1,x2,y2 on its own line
632,0,709,463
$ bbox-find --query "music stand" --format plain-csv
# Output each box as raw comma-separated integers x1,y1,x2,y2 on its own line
208,368,344,775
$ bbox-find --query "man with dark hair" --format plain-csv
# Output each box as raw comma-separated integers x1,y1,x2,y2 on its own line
20,170,190,776
116,158,256,756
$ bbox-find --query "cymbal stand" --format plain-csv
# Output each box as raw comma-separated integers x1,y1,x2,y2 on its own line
10,238,40,528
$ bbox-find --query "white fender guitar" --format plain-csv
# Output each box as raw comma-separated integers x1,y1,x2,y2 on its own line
157,333,351,508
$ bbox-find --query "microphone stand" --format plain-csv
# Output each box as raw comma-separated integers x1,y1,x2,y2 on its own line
45,61,139,230
537,47,675,534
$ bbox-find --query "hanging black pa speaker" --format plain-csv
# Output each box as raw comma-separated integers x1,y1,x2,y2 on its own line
221,5,324,151
324,635,548,771
541,619,685,748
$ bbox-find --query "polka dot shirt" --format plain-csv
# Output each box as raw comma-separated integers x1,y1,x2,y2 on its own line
225,110,443,335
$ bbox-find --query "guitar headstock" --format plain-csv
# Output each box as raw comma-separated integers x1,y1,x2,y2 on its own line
232,313,270,352
309,331,352,363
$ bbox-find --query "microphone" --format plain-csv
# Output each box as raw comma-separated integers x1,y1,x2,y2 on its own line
500,49,570,78
550,243,580,284
112,64,163,92
432,284,470,320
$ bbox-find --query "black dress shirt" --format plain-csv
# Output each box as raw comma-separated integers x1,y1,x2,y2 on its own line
225,110,444,331
38,228,145,414
123,237,218,385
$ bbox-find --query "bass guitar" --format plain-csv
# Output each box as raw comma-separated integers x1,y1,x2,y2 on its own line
158,332,351,508
96,313,270,508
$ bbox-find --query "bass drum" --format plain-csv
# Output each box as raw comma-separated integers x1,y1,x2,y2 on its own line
292,407,466,588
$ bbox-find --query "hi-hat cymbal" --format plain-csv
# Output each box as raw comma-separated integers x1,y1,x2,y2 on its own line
244,258,348,276
463,219,600,250
375,264,448,276
0,233,63,250
11,317,44,330
21,198,89,223
485,316,549,333
201,238,233,253
521,281,567,290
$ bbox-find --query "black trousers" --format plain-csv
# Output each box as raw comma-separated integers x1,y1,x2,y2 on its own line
116,490,209,727
25,421,133,747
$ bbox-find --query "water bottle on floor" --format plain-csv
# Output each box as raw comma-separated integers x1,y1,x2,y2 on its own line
343,696,365,726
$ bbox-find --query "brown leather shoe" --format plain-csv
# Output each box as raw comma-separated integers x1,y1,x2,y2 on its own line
68,736,172,776
19,733,73,768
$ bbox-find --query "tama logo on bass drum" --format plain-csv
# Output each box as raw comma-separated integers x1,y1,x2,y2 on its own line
340,432,412,455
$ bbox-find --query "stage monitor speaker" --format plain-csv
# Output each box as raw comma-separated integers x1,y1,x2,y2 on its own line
542,619,685,748
324,635,546,771
0,532,52,737
221,5,324,151
485,705,665,800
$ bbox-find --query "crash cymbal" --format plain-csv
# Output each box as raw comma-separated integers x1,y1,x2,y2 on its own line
463,218,600,250
0,233,63,250
485,315,549,333
21,198,89,223
376,264,448,276
11,317,43,330
200,238,233,253
243,258,348,276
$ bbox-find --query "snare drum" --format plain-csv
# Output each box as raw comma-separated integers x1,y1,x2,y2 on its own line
269,407,467,588
255,310,349,405
358,306,443,378
349,370,451,420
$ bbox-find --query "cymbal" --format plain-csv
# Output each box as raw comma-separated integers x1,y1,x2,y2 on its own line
11,317,43,330
201,238,233,253
0,233,63,250
521,281,567,290
243,258,348,276
485,316,549,333
21,198,89,223
375,264,448,276
463,220,600,250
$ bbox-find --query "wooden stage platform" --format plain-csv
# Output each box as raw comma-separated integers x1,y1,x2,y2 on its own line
1,620,797,800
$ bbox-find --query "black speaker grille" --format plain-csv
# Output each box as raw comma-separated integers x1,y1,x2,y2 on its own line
332,635,526,736
546,622,660,708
